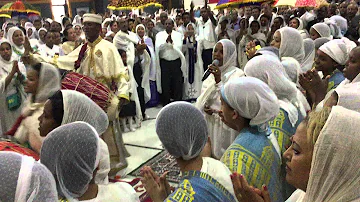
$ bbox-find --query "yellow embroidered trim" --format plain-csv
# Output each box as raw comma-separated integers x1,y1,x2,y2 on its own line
88,36,103,76
118,94,130,101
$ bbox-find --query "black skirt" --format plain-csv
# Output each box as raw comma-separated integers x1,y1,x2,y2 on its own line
119,101,136,117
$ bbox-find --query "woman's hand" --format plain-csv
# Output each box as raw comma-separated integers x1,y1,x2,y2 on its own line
231,173,271,202
246,41,257,59
204,105,215,115
141,166,171,202
299,70,329,105
208,63,221,83
23,37,32,54
11,61,19,75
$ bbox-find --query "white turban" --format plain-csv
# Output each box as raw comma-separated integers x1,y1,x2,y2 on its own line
156,102,208,160
304,106,360,201
319,38,356,66
312,23,332,40
278,27,305,64
83,14,102,24
220,77,279,129
0,151,58,201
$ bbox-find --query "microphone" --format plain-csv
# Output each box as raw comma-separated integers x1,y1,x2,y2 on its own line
202,59,220,81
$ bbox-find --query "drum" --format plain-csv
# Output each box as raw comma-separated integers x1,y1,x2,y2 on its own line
61,72,119,120
0,140,40,160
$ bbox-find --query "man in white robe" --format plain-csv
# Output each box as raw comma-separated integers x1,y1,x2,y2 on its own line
155,19,187,106
26,14,130,171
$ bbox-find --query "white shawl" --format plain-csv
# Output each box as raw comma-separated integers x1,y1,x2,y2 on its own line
303,106,360,202
155,30,187,94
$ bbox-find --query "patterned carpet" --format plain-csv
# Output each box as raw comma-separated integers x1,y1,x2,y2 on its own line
130,150,181,183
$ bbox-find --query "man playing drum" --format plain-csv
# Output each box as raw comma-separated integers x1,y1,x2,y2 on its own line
23,14,130,173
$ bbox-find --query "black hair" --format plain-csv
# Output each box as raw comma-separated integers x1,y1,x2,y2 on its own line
118,49,126,55
45,30,57,38
18,26,26,36
62,17,70,26
109,21,118,27
182,12,190,17
275,16,284,24
31,63,42,73
128,18,135,22
252,7,261,12
48,90,64,125
260,14,271,21
63,26,72,38
33,19,42,23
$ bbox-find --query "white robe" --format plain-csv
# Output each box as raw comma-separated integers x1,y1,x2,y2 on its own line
155,30,187,94
0,58,26,135
196,68,245,159
38,44,64,58
182,36,203,101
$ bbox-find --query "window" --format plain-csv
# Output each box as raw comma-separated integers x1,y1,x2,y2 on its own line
51,0,66,23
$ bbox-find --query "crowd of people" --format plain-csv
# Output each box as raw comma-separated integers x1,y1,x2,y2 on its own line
0,0,360,201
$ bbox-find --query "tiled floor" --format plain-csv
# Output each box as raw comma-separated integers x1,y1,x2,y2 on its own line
120,106,164,178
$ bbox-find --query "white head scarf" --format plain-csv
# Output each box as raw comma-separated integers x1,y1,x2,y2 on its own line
213,39,238,79
156,102,208,160
33,63,61,103
0,39,18,66
304,106,360,201
7,27,25,55
319,38,356,66
72,15,81,25
26,27,36,40
59,90,110,185
37,28,47,44
301,38,315,72
292,17,305,30
278,27,305,64
220,77,279,129
311,23,332,40
334,83,360,113
324,18,342,38
281,57,302,84
102,18,112,29
61,90,109,134
40,122,100,201
329,15,348,36
0,151,58,201
135,24,146,38
244,55,301,126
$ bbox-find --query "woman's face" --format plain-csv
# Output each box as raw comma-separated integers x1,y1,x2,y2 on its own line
12,30,24,47
260,16,269,27
38,100,60,137
147,21,154,31
74,26,82,36
67,28,77,42
213,43,224,66
45,32,54,47
289,18,299,29
273,18,282,29
344,48,360,81
187,24,195,36
43,22,50,31
137,26,145,38
283,122,313,191
27,28,33,37
250,22,260,34
310,28,321,40
111,22,119,33
39,30,46,42
53,32,61,45
0,30,4,38
324,92,338,108
219,96,237,130
270,31,281,49
0,43,12,61
50,22,61,32
315,49,337,73
25,68,39,94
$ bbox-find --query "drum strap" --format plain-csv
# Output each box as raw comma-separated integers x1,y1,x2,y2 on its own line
74,42,88,70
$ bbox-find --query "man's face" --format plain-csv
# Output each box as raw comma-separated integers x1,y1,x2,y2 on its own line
118,19,128,32
165,19,173,32
160,13,168,25
83,22,100,39
347,4,358,18
252,8,260,19
201,8,208,19
183,14,190,25
34,21,42,30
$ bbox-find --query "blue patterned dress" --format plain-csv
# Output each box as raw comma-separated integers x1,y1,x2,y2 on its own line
221,127,283,202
